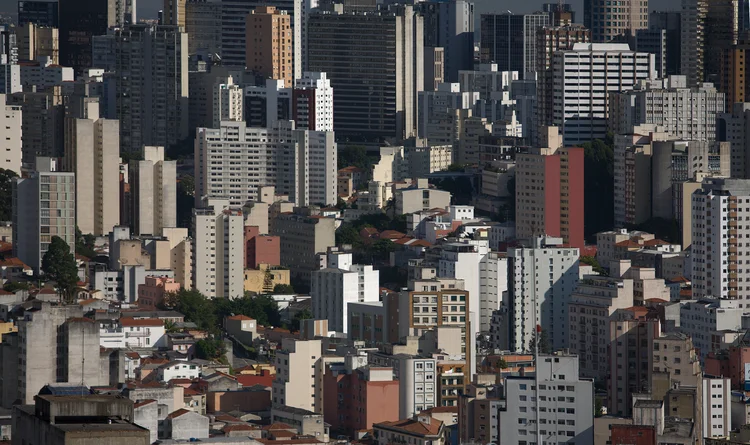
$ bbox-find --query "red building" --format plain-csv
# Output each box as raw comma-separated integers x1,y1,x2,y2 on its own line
610,424,656,445
323,363,400,436
244,226,281,269
705,344,750,389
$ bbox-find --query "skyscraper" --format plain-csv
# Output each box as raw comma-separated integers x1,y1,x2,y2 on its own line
18,1,59,27
418,0,474,82
114,24,188,154
585,0,648,42
128,146,177,236
681,0,707,86
479,12,549,74
307,5,423,140
163,0,187,28
0,94,21,174
246,6,293,87
185,0,222,56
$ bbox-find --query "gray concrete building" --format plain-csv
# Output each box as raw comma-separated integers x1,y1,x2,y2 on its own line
128,146,177,237
271,207,336,283
479,12,549,74
418,0,474,82
307,5,424,140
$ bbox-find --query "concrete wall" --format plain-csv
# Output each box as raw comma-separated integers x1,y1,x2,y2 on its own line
133,401,158,444
168,411,209,440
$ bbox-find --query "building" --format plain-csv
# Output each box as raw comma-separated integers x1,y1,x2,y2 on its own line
543,2,576,25
373,415,445,445
16,23,59,64
246,6,293,87
212,77,243,127
63,99,120,236
681,0,707,86
59,0,132,73
680,299,744,359
194,120,337,208
703,376,731,439
608,307,661,417
192,198,244,299
0,64,21,94
293,72,334,131
8,85,64,168
271,208,336,282
417,82,478,143
718,102,750,178
273,339,321,412
18,58,73,90
644,11,682,77
13,394,150,445
114,24,188,154
185,0,222,57
550,43,656,145
13,158,75,273
505,236,580,352
609,76,725,142
323,357,400,435
0,94,21,174
137,276,181,308
498,353,594,444
417,0,473,83
479,12,549,73
369,353,439,419
585,0,648,42
18,1,59,27
245,228,280,269
535,25,591,138
691,178,750,301
307,5,424,140
311,248,379,334
163,0,187,28
129,146,177,236
394,179,452,215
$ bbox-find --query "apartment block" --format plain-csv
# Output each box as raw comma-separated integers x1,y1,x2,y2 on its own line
703,377,731,439
13,157,75,273
192,198,244,299
418,82,478,143
680,0,707,86
273,338,322,412
293,72,334,131
585,0,648,42
479,13,549,73
129,146,177,236
368,352,438,419
163,0,187,28
63,99,120,236
8,87,64,169
680,299,744,359
184,0,222,57
418,0,474,82
718,103,750,178
246,6,293,87
515,129,585,248
0,94,21,174
551,43,656,145
271,207,336,282
16,23,58,64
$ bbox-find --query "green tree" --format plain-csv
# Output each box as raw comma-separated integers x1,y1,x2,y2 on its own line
195,336,227,361
528,329,552,354
75,227,97,259
171,289,218,331
290,309,313,332
164,320,180,333
581,134,615,240
335,225,361,247
3,281,31,293
496,358,508,369
273,283,295,294
0,169,18,221
580,256,606,275
41,236,80,304
338,145,374,173
176,174,196,229
369,239,398,261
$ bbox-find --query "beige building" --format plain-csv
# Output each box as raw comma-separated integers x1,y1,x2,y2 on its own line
0,94,21,174
129,146,177,236
244,264,290,294
595,229,656,267
394,179,452,215
273,338,321,411
64,99,120,236
162,227,192,291
271,207,336,282
16,23,59,64
246,6,292,87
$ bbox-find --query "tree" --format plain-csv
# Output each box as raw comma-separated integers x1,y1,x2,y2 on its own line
338,146,373,173
75,227,97,259
496,358,508,369
369,239,398,261
0,168,17,221
581,134,615,240
41,236,80,304
291,309,313,332
176,174,196,229
3,281,31,293
195,336,227,361
580,256,606,275
171,289,218,331
164,320,180,333
528,329,552,354
273,283,295,294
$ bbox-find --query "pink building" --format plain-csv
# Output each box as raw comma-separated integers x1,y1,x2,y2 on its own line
138,276,181,309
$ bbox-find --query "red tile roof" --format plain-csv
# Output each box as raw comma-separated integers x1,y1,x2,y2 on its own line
134,399,157,408
375,418,443,436
120,317,164,327
166,408,191,419
224,424,259,432
226,315,255,321
263,422,294,431
0,257,31,269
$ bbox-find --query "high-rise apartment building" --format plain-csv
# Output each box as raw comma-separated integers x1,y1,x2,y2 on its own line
681,0,707,86
13,157,75,273
418,0,474,82
609,76,725,142
212,77,243,127
273,338,322,411
164,0,187,28
0,94,21,174
194,120,337,207
479,13,549,73
16,23,59,64
293,71,334,131
515,129,585,248
185,0,222,56
114,24,188,154
192,198,244,299
63,99,120,236
59,0,133,73
550,43,656,145
271,207,336,282
535,25,591,140
129,146,177,236
18,1,59,27
691,178,750,301
8,87,63,168
543,2,576,25
506,236,580,352
718,102,750,178
246,6,293,87
584,0,648,42
635,11,681,78
311,248,379,333
417,82,478,142
307,5,424,140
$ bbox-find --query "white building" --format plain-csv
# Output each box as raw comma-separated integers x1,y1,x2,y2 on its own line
0,94,21,174
609,76,725,143
691,178,750,301
157,361,202,382
498,353,594,445
680,299,744,360
417,82,478,143
273,338,322,412
195,120,337,207
99,317,167,349
129,146,177,236
13,157,75,273
458,65,518,99
192,198,244,299
311,249,379,334
0,64,21,94
551,43,656,145
506,236,580,352
212,77,243,127
703,377,731,439
369,352,438,419
294,71,334,131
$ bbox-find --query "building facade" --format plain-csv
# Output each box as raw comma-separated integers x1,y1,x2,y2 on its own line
479,13,549,74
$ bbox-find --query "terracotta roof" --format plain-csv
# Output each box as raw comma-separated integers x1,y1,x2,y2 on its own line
169,378,194,384
271,430,296,438
214,413,243,423
645,298,669,303
78,298,101,306
120,317,164,327
375,418,443,436
166,408,191,419
224,424,259,432
0,290,14,295
421,406,458,414
254,440,323,445
133,399,157,408
669,276,690,283
644,239,670,246
379,230,405,239
263,422,294,431
0,241,11,253
37,288,56,294
126,352,141,359
226,315,255,321
183,387,202,396
615,240,642,248
0,257,31,269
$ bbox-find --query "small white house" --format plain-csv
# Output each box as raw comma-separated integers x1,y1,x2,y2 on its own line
157,360,202,382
